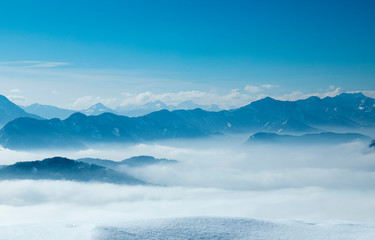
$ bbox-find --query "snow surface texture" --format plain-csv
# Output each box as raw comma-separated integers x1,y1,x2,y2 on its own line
1,217,375,240
95,217,375,240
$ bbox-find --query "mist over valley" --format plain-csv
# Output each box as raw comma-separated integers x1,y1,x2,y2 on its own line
1,0,375,238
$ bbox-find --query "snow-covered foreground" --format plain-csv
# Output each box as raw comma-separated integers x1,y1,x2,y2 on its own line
1,217,375,240
96,217,375,240
1,181,375,239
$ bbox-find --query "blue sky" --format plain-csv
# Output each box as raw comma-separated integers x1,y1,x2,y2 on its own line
0,0,374,109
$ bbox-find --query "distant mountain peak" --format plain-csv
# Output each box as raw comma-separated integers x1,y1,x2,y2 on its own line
91,102,107,108
250,96,279,105
82,103,115,115
153,100,166,105
28,103,41,107
263,96,276,101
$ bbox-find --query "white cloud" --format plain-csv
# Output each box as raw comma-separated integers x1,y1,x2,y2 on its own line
0,61,70,68
262,84,275,89
6,95,27,103
9,89,22,94
244,84,276,93
244,85,261,93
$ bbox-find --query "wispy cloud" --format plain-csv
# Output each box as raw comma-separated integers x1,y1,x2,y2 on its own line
7,89,27,103
0,61,70,68
6,95,27,103
262,84,275,89
244,85,261,93
9,89,22,94
244,84,276,93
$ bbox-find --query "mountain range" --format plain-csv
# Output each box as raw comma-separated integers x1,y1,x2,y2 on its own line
115,100,221,117
22,102,117,119
21,103,76,120
0,92,374,150
21,100,222,119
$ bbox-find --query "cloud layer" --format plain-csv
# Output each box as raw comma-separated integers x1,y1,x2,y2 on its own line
0,136,375,227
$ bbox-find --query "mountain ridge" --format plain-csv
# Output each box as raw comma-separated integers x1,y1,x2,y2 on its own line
0,156,145,184
0,95,42,127
246,132,371,145
21,100,223,120
78,155,178,169
22,103,76,120
1,92,374,150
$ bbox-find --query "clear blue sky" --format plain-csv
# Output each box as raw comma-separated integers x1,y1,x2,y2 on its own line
0,0,374,108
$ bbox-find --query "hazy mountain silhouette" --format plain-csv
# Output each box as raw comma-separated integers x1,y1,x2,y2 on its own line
247,132,371,145
22,101,222,120
22,103,76,119
0,95,42,126
116,100,221,117
116,100,168,117
0,157,145,184
78,155,177,169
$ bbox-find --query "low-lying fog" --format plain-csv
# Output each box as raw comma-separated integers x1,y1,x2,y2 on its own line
1,134,375,237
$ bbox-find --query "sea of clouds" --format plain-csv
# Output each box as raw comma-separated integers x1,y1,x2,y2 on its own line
0,134,375,239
